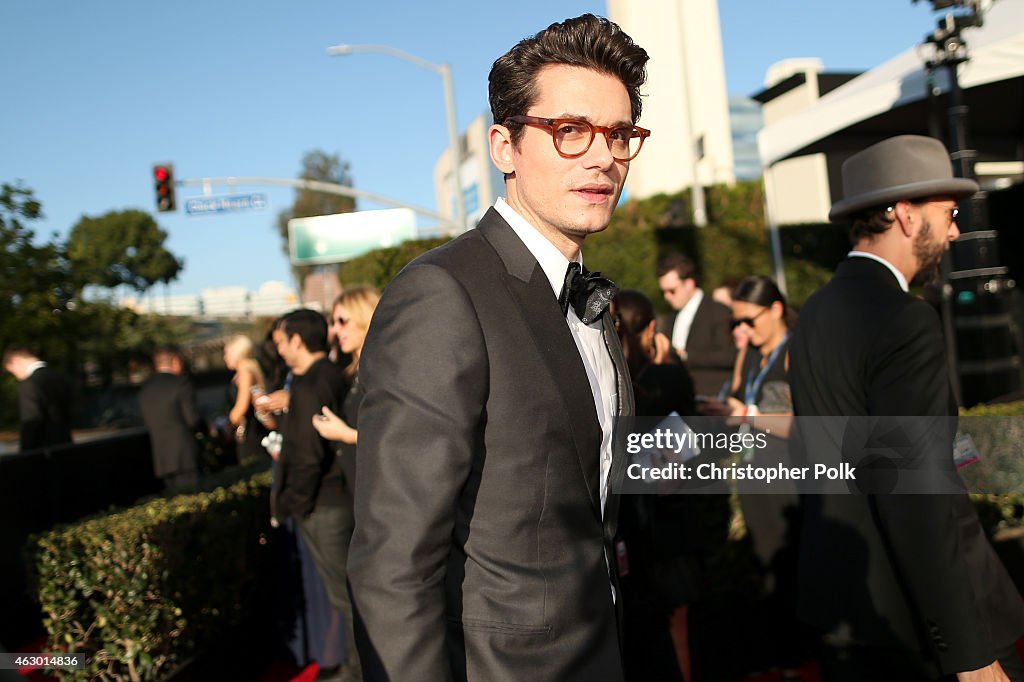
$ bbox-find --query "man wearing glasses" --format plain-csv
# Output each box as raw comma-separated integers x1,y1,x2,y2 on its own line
656,252,736,398
789,135,1024,680
348,14,647,682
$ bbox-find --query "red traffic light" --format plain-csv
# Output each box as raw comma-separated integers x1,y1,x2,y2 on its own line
152,163,176,212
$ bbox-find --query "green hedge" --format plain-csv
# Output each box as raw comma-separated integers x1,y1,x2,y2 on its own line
30,469,273,681
964,400,1024,536
337,182,846,310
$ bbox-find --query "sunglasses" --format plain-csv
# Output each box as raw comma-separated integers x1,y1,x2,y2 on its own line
730,307,769,330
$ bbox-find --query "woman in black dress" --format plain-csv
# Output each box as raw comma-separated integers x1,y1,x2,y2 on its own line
613,289,699,682
223,334,269,465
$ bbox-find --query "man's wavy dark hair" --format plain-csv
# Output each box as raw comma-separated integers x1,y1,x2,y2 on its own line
846,206,895,245
489,13,649,146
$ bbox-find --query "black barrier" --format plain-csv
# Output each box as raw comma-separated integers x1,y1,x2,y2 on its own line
0,429,160,648
951,263,1024,406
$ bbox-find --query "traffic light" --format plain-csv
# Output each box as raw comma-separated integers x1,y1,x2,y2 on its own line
153,163,176,212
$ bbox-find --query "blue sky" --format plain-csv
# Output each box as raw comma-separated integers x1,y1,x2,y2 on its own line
1,0,939,296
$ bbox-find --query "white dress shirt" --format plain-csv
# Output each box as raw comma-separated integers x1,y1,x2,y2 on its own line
25,360,47,378
847,251,910,292
671,287,704,353
495,198,618,516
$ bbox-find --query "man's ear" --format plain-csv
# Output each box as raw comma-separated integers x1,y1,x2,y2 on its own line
894,200,915,238
488,124,515,175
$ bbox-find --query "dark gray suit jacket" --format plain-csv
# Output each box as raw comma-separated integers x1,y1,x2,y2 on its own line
349,208,635,682
660,295,735,398
789,257,1024,675
139,372,203,480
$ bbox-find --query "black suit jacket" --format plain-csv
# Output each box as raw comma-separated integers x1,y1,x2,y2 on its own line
789,257,1024,675
349,208,635,682
277,357,350,519
18,365,73,451
139,372,203,479
660,295,736,398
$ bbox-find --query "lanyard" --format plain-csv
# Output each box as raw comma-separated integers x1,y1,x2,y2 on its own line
743,331,789,407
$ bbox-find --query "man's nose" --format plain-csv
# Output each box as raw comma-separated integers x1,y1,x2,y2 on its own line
583,132,616,168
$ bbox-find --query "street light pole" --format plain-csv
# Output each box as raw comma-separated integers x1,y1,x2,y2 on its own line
327,43,468,235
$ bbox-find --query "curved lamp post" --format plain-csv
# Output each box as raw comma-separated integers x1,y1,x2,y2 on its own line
327,43,467,235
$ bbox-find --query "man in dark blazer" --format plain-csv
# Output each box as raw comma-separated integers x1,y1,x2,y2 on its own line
656,254,736,398
2,346,72,451
347,15,647,682
789,135,1024,680
273,309,360,681
139,346,204,493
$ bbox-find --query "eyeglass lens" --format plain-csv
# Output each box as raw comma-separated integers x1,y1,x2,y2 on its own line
554,121,638,159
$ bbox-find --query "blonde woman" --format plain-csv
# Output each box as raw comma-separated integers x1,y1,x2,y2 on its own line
312,285,380,448
223,334,268,463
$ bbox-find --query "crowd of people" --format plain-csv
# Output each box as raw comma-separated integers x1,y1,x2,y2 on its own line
4,11,1023,682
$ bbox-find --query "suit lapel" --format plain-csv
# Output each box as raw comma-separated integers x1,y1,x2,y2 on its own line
477,210,604,517
601,309,634,535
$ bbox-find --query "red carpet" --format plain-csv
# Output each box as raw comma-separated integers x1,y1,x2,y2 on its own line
254,660,319,682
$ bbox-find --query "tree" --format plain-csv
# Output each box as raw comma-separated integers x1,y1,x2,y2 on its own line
2,185,189,424
276,150,356,283
65,209,183,292
0,182,74,359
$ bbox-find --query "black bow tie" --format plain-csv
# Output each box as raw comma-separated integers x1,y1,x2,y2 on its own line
558,262,618,325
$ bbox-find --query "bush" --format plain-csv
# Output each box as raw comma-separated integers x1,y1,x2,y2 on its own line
30,469,273,681
334,183,841,311
338,236,449,292
964,400,1024,537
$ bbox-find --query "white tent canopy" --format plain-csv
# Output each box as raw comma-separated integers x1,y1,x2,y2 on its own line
758,0,1024,167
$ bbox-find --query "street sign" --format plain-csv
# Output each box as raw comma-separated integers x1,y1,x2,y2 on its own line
185,193,268,215
288,208,417,265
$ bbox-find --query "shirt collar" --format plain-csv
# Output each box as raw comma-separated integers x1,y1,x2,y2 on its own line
847,251,909,292
495,197,579,298
680,288,704,318
26,360,47,377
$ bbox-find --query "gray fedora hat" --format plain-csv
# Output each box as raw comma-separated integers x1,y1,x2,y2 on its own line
829,135,978,221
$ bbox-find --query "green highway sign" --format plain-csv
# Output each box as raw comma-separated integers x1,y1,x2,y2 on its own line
288,208,417,265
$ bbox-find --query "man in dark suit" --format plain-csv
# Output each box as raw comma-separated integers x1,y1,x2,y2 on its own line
347,15,647,682
2,346,73,451
139,346,203,493
656,253,736,397
789,135,1024,680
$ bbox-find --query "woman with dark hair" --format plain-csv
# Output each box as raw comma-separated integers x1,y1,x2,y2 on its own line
708,275,806,680
612,289,700,682
614,289,696,416
729,276,794,421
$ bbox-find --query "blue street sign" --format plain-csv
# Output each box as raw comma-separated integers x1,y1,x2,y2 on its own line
185,193,268,215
